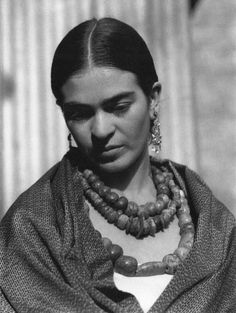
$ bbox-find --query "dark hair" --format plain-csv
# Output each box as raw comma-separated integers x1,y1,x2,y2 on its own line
51,17,158,103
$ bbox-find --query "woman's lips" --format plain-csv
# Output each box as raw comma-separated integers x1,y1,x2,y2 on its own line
92,145,123,161
103,145,122,152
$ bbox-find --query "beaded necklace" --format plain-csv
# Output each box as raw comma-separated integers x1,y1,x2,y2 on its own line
80,159,195,276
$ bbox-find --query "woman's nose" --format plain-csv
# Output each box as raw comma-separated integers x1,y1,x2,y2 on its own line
91,111,115,140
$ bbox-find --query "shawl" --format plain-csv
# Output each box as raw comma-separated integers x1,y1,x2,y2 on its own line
0,150,236,313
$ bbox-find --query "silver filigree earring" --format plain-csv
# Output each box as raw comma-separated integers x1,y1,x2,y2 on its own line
150,110,162,154
68,133,73,149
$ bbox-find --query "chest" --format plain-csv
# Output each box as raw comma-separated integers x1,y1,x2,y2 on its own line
88,201,181,264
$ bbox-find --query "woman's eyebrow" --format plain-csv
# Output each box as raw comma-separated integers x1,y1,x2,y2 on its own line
62,92,135,109
61,102,92,112
102,92,135,106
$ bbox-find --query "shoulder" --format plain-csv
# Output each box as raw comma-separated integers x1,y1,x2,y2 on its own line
0,150,85,239
0,162,61,233
158,157,236,229
168,159,236,252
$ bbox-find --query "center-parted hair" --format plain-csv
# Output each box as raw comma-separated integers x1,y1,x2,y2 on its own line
51,17,158,103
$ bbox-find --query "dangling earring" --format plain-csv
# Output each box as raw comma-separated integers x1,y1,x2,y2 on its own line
67,133,73,149
150,110,162,154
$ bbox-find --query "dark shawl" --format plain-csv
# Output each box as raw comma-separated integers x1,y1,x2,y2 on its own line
1,150,236,312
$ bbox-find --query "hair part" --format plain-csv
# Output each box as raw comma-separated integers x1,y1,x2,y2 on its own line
86,20,97,69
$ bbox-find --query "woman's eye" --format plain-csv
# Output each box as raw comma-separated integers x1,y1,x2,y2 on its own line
108,102,131,115
63,109,92,121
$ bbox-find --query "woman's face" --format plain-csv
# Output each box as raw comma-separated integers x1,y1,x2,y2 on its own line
61,67,155,173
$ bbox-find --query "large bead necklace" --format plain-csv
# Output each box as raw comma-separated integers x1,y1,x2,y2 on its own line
80,159,195,276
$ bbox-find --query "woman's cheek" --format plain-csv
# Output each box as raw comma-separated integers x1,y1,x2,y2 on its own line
74,129,90,148
131,111,150,137
67,122,89,149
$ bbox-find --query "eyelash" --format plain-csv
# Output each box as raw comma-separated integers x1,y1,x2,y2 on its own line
111,102,131,115
63,111,88,121
64,102,131,121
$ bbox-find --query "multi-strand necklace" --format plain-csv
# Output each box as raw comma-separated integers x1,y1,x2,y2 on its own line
80,159,195,277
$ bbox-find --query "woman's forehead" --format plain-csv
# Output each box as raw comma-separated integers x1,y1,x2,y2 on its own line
69,67,137,85
61,67,141,104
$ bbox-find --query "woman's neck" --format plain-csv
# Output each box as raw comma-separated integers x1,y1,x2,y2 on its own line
96,150,156,204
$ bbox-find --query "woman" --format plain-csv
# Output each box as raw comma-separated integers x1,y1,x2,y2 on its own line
0,17,235,313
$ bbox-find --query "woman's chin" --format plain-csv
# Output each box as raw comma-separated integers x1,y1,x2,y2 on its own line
94,160,126,174
90,154,131,174
88,147,149,175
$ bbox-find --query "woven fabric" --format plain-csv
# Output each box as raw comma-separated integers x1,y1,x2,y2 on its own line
0,150,236,312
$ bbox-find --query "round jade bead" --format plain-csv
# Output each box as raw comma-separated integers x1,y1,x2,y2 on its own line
168,200,176,208
144,202,158,216
104,192,119,204
81,178,90,191
180,222,195,235
178,214,192,228
153,174,165,185
103,207,114,219
162,171,168,178
178,205,190,216
173,197,181,208
162,254,180,274
113,196,128,210
178,232,194,249
156,184,170,196
102,237,112,250
83,169,93,179
116,214,129,230
114,255,138,276
116,210,123,217
151,165,162,174
162,210,173,224
98,186,111,197
155,199,165,214
125,201,138,216
87,174,99,184
168,202,177,214
137,206,149,219
157,194,170,205
93,197,104,207
84,189,93,198
91,181,104,192
96,201,107,210
90,190,100,199
168,179,175,188
166,172,173,180
107,210,119,223
174,247,189,261
168,207,177,216
153,215,163,232
109,244,123,262
136,261,166,276
100,205,110,216
129,218,140,236
171,185,180,193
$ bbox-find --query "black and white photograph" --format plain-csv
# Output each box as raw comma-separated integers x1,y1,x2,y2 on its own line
0,1,236,312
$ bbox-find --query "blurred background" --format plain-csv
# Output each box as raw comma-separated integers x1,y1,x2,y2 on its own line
0,0,235,219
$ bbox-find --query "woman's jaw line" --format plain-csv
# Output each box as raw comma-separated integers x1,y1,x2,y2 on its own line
91,144,151,193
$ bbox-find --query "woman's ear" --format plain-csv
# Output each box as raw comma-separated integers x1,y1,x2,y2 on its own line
149,82,161,119
56,100,65,116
